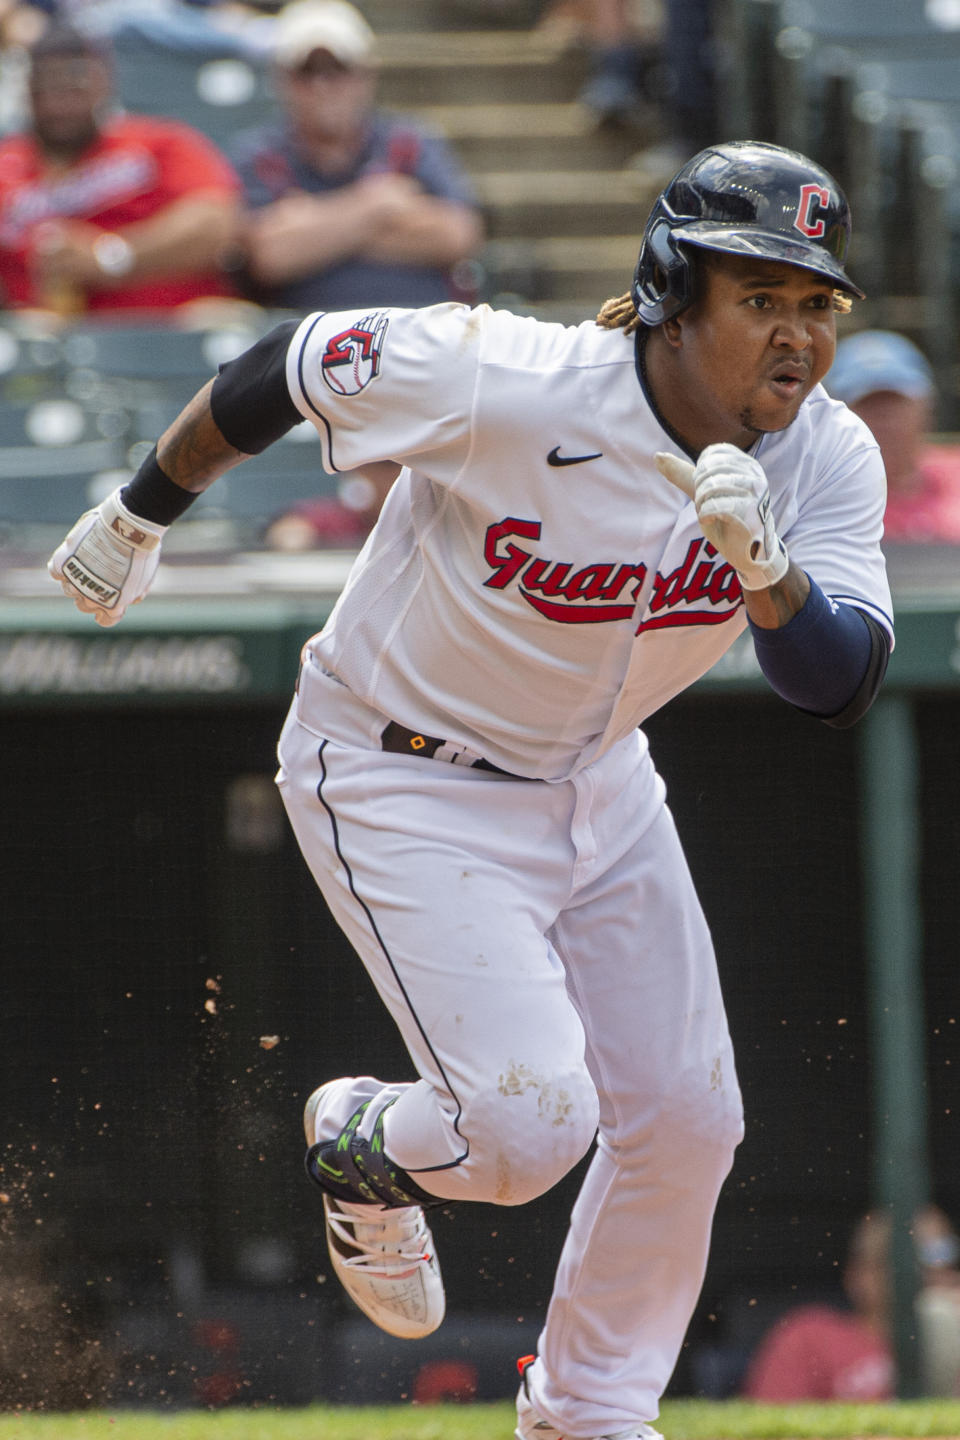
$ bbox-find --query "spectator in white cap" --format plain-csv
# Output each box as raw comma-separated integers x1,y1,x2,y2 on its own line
826,330,960,544
231,0,484,312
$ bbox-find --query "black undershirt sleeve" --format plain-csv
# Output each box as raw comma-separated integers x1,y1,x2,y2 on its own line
210,318,303,454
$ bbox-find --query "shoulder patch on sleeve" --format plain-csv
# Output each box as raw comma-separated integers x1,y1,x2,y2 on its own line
321,312,390,396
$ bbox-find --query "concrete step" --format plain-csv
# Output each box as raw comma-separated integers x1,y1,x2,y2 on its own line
366,24,663,315
378,28,577,63
412,102,648,170
475,167,660,239
363,0,543,30
376,29,589,106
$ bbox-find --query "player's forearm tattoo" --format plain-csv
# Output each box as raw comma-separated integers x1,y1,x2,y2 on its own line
157,379,249,492
743,562,811,629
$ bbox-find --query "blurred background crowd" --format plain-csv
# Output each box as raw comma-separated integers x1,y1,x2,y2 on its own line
0,0,955,560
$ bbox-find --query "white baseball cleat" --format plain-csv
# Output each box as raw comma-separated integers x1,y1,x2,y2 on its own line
321,1193,445,1339
304,1082,445,1340
515,1357,662,1440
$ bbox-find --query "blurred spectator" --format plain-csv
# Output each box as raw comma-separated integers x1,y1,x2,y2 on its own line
743,1205,960,1401
537,0,715,170
623,0,717,181
99,0,284,59
0,23,242,316
0,0,283,54
264,460,398,551
658,0,716,153
412,1357,479,1403
826,330,960,544
0,0,49,51
231,0,484,312
540,0,652,128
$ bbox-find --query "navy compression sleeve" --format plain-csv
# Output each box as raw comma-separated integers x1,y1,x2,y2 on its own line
747,577,890,728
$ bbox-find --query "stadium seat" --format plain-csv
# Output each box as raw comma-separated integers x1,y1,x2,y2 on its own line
197,423,340,524
0,470,116,526
852,55,960,108
59,321,271,447
685,0,960,425
0,395,131,525
0,325,65,405
781,0,951,44
720,0,960,139
111,30,274,151
60,323,261,385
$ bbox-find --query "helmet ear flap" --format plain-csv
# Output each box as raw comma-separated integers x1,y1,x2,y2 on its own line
632,215,693,327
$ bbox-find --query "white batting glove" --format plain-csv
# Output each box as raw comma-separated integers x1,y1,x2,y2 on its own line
48,487,166,627
655,443,789,591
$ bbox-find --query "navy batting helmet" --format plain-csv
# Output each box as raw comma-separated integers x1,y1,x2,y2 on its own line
632,140,864,327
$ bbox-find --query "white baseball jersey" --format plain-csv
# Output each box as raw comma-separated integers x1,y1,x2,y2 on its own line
285,302,892,781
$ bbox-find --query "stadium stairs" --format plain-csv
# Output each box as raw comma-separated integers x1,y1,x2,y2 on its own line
360,0,669,324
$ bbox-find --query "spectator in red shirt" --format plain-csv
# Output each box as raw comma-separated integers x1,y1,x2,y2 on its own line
743,1206,960,1401
825,329,960,544
263,460,399,551
0,23,242,316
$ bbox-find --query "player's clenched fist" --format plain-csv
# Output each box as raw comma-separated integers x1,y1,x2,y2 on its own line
655,443,789,591
48,487,166,626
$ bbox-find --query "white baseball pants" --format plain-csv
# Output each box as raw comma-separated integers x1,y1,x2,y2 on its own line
276,663,744,1435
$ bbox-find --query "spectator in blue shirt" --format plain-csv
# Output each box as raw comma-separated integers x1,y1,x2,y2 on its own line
231,0,484,311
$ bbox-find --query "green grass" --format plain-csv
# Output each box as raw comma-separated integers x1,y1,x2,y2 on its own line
2,1400,960,1440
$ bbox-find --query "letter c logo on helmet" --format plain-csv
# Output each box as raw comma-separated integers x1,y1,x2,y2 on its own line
630,140,865,327
794,183,830,239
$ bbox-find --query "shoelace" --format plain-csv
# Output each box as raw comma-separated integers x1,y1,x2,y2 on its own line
328,1200,431,1274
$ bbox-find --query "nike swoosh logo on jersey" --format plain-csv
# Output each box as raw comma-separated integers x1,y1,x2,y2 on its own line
546,446,603,467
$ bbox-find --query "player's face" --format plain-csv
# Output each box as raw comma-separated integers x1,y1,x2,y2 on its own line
670,252,838,449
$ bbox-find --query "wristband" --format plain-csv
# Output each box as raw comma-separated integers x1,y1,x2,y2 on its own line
121,447,199,525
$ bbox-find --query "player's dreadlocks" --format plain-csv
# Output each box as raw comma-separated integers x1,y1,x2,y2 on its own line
596,293,642,335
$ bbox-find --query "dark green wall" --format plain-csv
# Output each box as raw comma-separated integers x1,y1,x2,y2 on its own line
1,695,956,1403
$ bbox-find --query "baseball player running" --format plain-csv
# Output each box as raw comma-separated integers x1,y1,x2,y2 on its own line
49,141,892,1440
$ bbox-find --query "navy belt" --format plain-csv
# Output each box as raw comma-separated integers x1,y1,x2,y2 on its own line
380,721,523,778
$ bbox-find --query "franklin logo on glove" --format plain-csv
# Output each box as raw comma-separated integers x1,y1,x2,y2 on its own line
48,487,167,626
